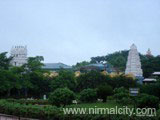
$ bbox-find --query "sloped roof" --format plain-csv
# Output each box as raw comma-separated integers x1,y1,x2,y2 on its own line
81,63,113,73
153,72,160,75
143,78,156,82
42,63,72,70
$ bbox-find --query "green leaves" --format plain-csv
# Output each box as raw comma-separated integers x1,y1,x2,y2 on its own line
79,88,97,103
0,52,12,70
49,88,75,107
25,56,44,72
97,84,113,102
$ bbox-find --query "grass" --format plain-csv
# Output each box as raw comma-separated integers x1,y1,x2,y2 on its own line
66,100,126,108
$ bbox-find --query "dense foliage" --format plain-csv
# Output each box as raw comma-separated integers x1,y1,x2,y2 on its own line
0,99,159,120
0,99,61,119
141,79,160,99
50,70,76,92
136,94,159,109
97,84,113,102
79,88,97,103
114,87,131,105
0,53,49,98
49,88,75,107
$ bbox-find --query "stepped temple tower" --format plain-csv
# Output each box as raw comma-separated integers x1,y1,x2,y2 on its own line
125,44,143,77
10,46,27,66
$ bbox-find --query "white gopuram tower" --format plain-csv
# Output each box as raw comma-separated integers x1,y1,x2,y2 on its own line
125,44,143,77
10,46,27,66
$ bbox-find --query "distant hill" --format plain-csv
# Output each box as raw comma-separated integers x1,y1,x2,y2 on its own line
91,50,129,71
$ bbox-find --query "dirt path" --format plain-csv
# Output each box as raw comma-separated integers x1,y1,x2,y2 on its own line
0,116,19,120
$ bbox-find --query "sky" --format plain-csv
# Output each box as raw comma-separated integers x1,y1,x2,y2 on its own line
0,0,160,65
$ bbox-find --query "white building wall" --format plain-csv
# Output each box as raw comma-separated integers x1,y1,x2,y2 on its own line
10,46,28,66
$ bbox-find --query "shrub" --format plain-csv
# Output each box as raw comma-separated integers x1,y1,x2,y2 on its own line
0,99,158,120
136,94,159,109
0,100,61,119
114,87,128,94
49,88,75,107
80,88,97,103
113,87,131,105
6,99,49,105
97,84,113,102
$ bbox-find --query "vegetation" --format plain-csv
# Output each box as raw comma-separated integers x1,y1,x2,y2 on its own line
50,70,76,92
79,88,97,103
6,99,49,105
0,99,61,119
97,84,113,102
141,79,160,98
49,88,75,107
114,87,131,105
0,99,159,120
90,50,160,78
136,94,159,109
0,51,160,119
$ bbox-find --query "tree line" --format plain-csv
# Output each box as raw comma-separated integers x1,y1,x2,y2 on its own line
75,50,160,78
0,52,137,98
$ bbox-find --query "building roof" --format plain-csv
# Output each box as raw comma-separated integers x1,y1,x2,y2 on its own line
87,63,104,68
153,72,160,75
42,63,72,70
143,78,157,82
80,63,113,73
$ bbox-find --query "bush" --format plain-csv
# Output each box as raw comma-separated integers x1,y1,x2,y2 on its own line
6,99,49,105
80,88,97,103
114,87,128,94
0,99,158,120
113,87,131,105
0,100,61,119
97,84,113,102
49,88,75,107
136,94,159,109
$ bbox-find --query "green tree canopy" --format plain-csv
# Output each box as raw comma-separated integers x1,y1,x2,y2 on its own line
0,52,12,70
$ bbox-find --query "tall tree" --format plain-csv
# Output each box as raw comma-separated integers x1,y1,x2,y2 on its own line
0,52,12,70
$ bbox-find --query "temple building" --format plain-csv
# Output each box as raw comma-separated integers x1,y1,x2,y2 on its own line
10,46,28,66
146,48,152,56
125,44,143,77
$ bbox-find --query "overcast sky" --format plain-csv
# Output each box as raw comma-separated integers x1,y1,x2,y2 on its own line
0,0,160,65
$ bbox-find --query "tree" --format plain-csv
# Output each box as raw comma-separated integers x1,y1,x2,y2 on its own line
113,87,130,105
49,88,75,107
29,71,50,98
0,52,12,70
90,51,128,71
97,84,113,102
76,71,107,92
137,94,159,109
79,88,97,103
141,79,160,99
50,70,76,92
73,61,90,69
0,69,19,97
22,56,46,97
107,75,137,89
141,56,160,78
24,56,44,72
